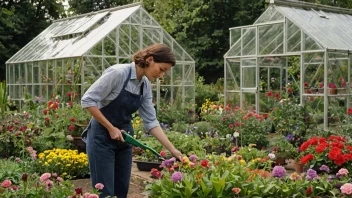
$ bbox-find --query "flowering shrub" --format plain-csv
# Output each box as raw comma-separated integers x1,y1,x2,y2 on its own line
146,154,352,197
35,148,89,178
0,172,100,197
299,135,352,174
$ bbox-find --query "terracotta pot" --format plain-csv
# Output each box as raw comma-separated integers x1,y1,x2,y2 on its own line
274,157,286,165
293,160,304,174
329,88,337,95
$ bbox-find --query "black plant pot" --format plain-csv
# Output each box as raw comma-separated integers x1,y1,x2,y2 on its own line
134,160,162,172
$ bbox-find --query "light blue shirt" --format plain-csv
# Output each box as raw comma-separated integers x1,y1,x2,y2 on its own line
81,62,159,132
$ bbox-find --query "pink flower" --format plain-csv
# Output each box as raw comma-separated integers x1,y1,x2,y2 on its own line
341,183,352,195
337,168,349,177
87,194,99,198
95,183,104,190
56,177,63,182
40,173,51,182
1,180,12,188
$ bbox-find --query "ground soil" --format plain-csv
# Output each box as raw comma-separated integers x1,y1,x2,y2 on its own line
71,178,145,198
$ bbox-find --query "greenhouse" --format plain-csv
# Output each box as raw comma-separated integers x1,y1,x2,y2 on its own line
6,3,195,111
224,0,352,130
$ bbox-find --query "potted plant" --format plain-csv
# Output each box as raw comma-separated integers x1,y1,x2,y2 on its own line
269,135,297,166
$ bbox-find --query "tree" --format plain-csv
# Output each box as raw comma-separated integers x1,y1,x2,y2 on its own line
170,0,265,83
0,0,66,81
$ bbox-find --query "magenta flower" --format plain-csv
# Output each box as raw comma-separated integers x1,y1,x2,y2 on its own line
272,166,286,178
341,183,352,195
171,172,183,182
189,155,199,162
1,180,12,188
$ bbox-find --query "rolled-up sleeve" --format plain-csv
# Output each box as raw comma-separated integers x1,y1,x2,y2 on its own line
139,83,160,132
81,68,123,108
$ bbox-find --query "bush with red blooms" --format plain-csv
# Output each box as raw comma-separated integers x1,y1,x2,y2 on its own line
299,135,352,173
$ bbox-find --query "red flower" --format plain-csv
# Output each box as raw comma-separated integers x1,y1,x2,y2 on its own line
287,87,293,93
334,154,346,166
200,160,209,167
68,125,75,131
232,188,241,194
306,186,312,195
43,109,48,115
328,147,342,161
304,82,309,88
266,91,272,97
75,188,83,195
229,124,234,129
347,108,352,115
70,117,76,122
47,100,58,110
301,154,314,165
315,143,328,153
159,151,166,157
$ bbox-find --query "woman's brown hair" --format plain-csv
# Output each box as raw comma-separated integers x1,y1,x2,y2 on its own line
132,43,176,68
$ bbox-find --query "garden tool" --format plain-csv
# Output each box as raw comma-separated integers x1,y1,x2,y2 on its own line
121,131,165,160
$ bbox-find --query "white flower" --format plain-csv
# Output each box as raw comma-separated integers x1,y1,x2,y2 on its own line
233,132,239,137
268,153,276,160
66,135,74,141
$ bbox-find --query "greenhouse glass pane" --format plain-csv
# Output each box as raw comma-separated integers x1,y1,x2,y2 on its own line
103,33,116,56
328,96,346,127
162,31,173,49
104,57,117,68
48,85,55,100
19,64,25,84
225,38,241,57
303,52,325,95
172,64,182,85
259,23,284,55
184,86,194,103
141,9,158,26
259,57,285,67
33,85,39,98
14,64,20,84
173,86,183,105
230,28,241,47
143,28,161,48
287,19,301,52
225,92,240,107
242,59,256,66
40,62,47,83
160,86,172,104
89,41,103,56
255,7,284,24
328,52,349,95
184,64,194,86
40,85,47,100
9,65,15,84
242,92,256,111
160,69,171,86
226,60,240,90
303,95,324,123
350,55,352,94
26,85,32,97
304,33,323,51
242,28,256,56
27,63,33,84
130,25,141,53
33,65,39,84
72,59,82,85
48,61,54,84
130,9,141,24
172,41,184,61
118,24,131,57
242,67,256,88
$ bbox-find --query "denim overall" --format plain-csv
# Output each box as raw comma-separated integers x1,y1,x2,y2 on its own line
82,68,143,198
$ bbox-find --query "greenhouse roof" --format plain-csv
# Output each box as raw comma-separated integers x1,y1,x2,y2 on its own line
7,3,151,64
274,0,352,51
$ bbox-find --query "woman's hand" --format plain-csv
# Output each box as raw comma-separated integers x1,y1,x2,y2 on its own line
108,127,125,142
169,148,183,161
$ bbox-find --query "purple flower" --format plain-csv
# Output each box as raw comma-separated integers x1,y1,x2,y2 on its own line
189,155,198,162
285,134,294,141
160,159,173,168
306,169,318,180
319,165,330,173
171,172,182,182
272,166,286,178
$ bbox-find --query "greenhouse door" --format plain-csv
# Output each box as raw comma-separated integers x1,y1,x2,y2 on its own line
240,58,258,111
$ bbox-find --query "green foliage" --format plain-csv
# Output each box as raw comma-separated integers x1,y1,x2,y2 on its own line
0,159,22,184
195,75,220,113
0,81,7,118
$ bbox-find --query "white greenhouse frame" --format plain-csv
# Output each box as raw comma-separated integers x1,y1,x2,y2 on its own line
224,0,352,130
6,3,195,112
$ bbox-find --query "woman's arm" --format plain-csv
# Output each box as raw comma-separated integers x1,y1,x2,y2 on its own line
150,126,182,160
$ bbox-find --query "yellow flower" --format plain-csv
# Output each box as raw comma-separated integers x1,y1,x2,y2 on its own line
240,160,246,165
249,144,257,148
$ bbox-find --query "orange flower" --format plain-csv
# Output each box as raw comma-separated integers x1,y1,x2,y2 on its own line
232,188,241,194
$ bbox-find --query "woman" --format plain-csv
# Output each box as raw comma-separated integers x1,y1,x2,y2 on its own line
81,43,183,198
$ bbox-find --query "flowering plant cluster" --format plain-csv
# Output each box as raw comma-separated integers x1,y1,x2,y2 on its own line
299,135,352,174
35,148,89,178
0,172,100,197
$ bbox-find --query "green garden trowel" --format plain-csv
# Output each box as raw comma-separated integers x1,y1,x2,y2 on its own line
122,131,165,160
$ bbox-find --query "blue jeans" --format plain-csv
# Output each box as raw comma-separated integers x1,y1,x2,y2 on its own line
86,119,133,198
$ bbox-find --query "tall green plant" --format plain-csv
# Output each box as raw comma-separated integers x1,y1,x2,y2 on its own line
0,82,7,118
